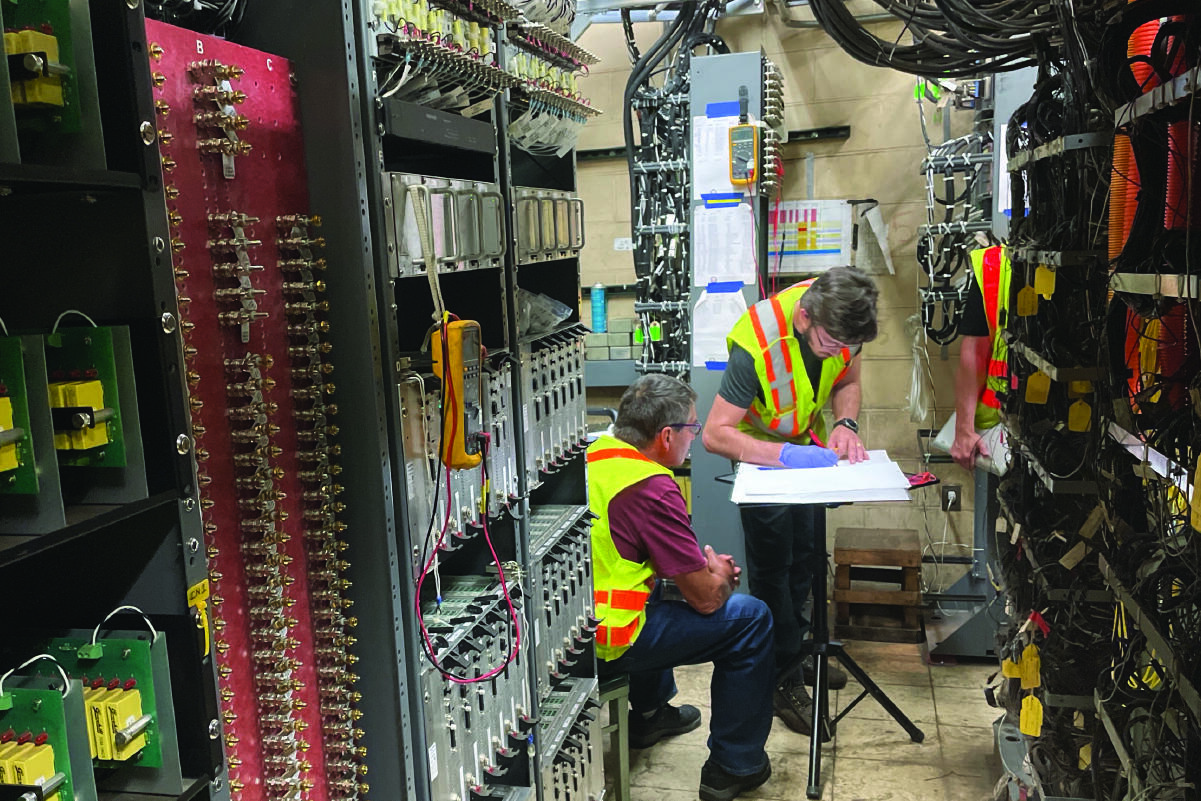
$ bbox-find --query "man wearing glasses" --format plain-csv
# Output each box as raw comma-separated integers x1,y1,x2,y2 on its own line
702,266,879,737
589,374,774,801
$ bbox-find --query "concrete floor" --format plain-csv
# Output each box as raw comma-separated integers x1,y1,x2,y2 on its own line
607,640,1003,801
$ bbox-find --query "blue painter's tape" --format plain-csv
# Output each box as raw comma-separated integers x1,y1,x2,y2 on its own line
705,360,729,371
706,101,740,118
767,249,842,256
706,281,743,294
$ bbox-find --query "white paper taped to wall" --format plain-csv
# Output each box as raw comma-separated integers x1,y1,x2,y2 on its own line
694,203,755,286
692,115,740,199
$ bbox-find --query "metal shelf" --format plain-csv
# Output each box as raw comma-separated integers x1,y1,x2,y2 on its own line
1107,422,1193,498
381,98,498,154
0,491,178,568
1098,554,1201,723
0,163,143,193
1116,65,1201,126
1009,248,1104,267
1111,272,1201,300
1006,132,1109,172
1010,341,1100,382
1016,445,1097,494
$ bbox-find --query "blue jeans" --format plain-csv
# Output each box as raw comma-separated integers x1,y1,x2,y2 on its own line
599,590,774,776
740,503,822,675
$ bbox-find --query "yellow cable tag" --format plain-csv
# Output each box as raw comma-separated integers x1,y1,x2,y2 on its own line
1021,644,1041,689
1001,658,1022,679
187,579,212,657
1019,695,1044,736
1078,743,1092,770
1068,399,1092,432
1069,380,1093,396
1026,371,1051,404
1034,265,1056,298
1016,285,1039,316
1192,460,1201,532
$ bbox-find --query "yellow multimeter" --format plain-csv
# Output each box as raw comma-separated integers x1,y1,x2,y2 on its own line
728,123,759,186
431,319,484,469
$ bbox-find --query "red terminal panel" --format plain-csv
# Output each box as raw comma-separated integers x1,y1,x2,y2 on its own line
146,21,363,801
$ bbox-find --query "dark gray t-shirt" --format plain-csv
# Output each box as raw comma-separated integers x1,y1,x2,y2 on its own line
718,336,856,409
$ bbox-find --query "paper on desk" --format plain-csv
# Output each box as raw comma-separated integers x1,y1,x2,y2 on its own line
730,450,910,505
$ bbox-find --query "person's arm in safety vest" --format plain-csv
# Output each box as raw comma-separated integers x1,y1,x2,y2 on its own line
826,357,867,463
952,335,992,470
671,545,740,614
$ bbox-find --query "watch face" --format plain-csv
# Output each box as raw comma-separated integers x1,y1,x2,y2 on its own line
838,418,858,433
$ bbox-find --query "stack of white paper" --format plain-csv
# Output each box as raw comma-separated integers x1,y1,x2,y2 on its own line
730,450,911,505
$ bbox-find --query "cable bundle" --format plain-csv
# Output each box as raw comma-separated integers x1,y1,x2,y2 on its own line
144,0,247,35
806,0,1098,79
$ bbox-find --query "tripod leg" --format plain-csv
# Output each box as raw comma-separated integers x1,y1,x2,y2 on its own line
806,648,827,799
836,648,925,743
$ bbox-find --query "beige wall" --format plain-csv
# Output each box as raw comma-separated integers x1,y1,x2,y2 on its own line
575,13,980,576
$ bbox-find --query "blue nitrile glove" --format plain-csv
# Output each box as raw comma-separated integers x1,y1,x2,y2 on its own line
780,443,839,469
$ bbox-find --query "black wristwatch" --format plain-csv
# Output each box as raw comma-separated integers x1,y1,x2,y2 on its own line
832,417,859,434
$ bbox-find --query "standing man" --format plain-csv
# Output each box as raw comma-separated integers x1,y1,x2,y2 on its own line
589,374,775,801
951,244,1011,471
701,266,879,736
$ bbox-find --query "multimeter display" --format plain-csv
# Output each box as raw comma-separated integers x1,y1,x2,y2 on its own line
728,124,759,185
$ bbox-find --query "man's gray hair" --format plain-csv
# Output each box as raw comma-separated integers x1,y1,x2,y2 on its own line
798,266,879,345
614,374,697,448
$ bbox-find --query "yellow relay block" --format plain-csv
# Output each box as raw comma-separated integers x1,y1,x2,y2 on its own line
0,741,24,782
12,743,58,801
3,30,65,107
86,688,115,761
0,743,35,783
47,380,109,451
0,397,18,473
106,689,146,761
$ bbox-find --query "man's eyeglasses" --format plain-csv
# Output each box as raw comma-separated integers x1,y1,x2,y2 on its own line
667,422,702,435
810,325,850,353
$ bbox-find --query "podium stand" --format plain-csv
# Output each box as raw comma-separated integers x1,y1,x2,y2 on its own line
728,456,926,797
759,503,926,798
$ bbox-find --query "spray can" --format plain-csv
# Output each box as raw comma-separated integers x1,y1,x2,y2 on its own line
590,283,607,333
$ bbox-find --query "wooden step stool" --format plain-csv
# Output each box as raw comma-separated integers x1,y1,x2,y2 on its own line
833,528,923,643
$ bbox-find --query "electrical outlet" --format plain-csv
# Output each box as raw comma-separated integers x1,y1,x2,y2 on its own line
941,484,961,512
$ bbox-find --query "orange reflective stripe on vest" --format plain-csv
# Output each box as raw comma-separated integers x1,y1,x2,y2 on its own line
587,448,655,465
595,588,651,611
597,618,640,648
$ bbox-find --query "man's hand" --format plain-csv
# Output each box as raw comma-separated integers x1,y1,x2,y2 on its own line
780,443,839,469
951,429,988,471
705,545,737,586
711,547,741,589
827,425,867,463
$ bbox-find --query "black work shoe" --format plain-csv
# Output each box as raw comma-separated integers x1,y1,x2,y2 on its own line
628,703,702,749
772,678,834,741
699,756,772,801
772,678,814,735
801,655,848,690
